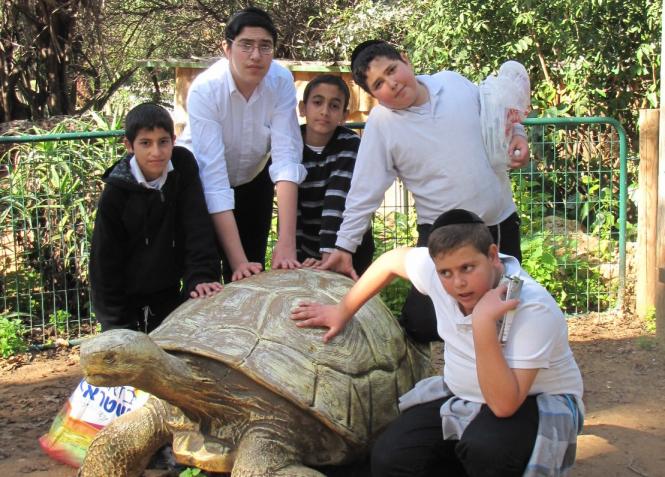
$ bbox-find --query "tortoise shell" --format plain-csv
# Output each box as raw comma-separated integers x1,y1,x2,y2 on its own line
150,268,430,446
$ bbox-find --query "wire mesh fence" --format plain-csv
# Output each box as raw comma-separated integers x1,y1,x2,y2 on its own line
0,117,627,346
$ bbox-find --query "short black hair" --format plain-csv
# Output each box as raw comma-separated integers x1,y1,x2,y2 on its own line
350,40,404,93
124,103,174,144
302,74,351,111
225,7,277,44
427,209,494,259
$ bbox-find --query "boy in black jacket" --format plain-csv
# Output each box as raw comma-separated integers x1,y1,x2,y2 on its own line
90,103,222,332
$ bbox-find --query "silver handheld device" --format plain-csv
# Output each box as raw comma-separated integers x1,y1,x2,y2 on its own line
497,275,523,345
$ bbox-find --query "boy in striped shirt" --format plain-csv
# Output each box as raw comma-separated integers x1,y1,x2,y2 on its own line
297,75,374,274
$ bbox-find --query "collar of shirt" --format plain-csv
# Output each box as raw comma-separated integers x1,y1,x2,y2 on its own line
416,75,445,114
226,63,267,105
129,156,173,190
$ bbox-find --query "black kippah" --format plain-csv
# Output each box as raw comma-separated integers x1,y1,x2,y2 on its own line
350,40,387,67
431,209,484,231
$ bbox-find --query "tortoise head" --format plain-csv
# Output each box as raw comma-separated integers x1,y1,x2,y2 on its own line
80,329,164,388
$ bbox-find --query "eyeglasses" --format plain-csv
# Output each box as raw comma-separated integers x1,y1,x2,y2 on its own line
231,40,274,56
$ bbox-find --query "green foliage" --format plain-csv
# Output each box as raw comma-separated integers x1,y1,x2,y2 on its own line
1,114,123,341
293,0,414,60
636,336,658,351
49,310,72,336
179,468,203,477
644,306,656,334
372,211,417,316
0,313,28,358
520,233,610,313
402,0,660,141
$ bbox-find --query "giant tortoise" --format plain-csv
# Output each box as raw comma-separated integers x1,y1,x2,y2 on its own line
79,269,430,476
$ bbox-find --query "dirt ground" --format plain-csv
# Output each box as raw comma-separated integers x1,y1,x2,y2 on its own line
1,312,664,477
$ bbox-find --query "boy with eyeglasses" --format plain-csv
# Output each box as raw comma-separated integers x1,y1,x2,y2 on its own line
177,7,306,283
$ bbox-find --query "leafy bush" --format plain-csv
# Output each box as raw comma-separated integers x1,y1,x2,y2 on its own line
0,313,28,357
48,310,72,337
520,233,611,313
179,468,202,477
1,113,123,341
373,211,418,317
292,0,414,61
402,0,659,142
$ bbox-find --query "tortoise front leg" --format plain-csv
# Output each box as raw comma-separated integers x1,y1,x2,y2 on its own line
231,427,325,477
79,397,171,477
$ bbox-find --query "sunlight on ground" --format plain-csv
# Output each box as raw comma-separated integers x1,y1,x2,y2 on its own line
575,434,617,460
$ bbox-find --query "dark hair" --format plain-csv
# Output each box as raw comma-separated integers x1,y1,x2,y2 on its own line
427,209,494,258
225,7,277,44
302,74,351,111
124,103,174,144
350,40,405,93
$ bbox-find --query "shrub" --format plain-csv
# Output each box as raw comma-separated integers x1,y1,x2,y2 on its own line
0,313,28,358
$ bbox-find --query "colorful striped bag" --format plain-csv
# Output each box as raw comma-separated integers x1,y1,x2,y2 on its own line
39,378,150,467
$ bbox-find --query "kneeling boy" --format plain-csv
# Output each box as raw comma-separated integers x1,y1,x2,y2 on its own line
292,208,583,476
90,103,222,332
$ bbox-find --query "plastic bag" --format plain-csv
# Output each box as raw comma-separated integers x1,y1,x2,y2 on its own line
39,378,150,467
479,60,530,173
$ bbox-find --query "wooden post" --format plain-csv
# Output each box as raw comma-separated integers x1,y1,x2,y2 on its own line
656,1,665,340
636,109,659,318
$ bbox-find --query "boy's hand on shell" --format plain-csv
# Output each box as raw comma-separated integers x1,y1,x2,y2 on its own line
231,262,263,281
271,241,302,270
190,282,223,298
316,250,359,281
302,257,322,268
291,301,346,343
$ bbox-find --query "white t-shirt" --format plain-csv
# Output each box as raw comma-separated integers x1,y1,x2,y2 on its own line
177,58,306,213
335,71,517,252
405,247,583,403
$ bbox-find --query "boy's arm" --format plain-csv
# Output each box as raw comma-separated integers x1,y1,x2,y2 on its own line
271,180,301,269
266,71,306,187
175,150,223,293
265,73,306,271
186,86,235,216
320,120,395,278
212,211,263,280
471,284,538,417
291,247,412,342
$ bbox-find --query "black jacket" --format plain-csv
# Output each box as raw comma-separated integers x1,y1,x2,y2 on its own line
90,146,221,330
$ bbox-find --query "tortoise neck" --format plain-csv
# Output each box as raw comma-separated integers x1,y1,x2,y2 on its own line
136,351,235,415
136,351,196,404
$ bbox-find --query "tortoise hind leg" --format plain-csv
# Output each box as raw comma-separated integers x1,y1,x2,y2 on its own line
230,428,325,477
79,396,171,477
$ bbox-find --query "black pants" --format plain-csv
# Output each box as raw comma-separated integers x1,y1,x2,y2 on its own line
106,286,185,333
371,395,539,477
400,212,521,343
220,162,274,283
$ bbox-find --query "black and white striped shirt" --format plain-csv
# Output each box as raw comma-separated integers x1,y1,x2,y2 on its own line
297,125,360,261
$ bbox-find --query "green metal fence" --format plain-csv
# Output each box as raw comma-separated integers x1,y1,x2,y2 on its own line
0,117,627,346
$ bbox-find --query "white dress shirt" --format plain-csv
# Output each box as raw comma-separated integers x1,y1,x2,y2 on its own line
177,58,306,213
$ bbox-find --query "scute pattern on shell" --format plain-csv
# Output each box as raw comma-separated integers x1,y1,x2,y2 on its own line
150,269,429,445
